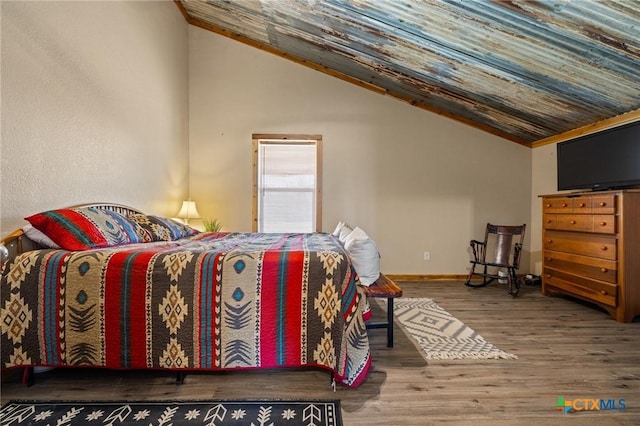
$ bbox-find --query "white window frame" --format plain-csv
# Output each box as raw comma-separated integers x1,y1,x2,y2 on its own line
252,134,322,232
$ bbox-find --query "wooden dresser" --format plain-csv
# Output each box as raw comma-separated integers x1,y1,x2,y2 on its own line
540,190,640,323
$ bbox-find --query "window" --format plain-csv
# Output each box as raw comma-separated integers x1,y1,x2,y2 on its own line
252,134,322,232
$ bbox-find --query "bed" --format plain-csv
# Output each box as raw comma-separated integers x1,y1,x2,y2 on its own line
0,203,371,387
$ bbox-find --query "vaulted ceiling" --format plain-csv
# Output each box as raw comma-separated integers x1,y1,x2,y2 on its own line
176,0,640,147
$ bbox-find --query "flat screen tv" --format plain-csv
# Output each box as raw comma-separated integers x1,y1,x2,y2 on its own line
557,121,640,191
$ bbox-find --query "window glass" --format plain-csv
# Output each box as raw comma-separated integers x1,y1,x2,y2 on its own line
253,136,322,232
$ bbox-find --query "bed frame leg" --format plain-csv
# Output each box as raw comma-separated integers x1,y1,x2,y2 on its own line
22,367,34,387
329,375,336,391
176,371,187,385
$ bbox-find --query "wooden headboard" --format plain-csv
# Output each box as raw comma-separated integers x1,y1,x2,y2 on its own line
0,203,144,268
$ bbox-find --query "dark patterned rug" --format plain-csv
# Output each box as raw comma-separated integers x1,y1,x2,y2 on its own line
0,399,342,425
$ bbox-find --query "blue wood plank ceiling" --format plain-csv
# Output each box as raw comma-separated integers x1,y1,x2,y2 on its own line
177,0,640,146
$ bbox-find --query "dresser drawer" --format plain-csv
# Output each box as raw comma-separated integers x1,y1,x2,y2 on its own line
543,231,617,260
591,194,616,214
571,198,591,212
555,214,594,232
593,215,616,233
543,268,617,307
543,251,617,283
542,214,556,230
542,194,616,215
545,214,616,233
543,197,573,213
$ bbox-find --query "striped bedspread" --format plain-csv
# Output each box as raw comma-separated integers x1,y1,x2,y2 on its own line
0,232,371,387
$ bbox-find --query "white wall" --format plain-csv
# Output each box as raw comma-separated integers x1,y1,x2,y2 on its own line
531,143,559,275
188,27,533,275
1,2,535,276
0,1,189,234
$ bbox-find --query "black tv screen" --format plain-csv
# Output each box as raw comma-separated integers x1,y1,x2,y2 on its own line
557,121,640,191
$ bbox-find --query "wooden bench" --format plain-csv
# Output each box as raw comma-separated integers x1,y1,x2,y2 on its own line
362,274,403,347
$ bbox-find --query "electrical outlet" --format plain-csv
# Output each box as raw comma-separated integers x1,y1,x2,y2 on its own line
423,251,430,261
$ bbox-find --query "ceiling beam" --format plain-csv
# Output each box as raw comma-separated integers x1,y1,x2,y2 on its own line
532,108,640,148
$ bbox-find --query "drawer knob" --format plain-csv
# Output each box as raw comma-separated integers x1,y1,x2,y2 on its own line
545,274,551,278
547,239,553,244
600,202,607,207
562,203,568,207
546,219,552,223
579,202,585,207
600,221,607,226
600,290,608,295
570,220,576,224
546,203,551,208
601,268,608,273
601,246,608,251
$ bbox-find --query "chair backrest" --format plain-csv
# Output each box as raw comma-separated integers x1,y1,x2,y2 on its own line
484,223,526,267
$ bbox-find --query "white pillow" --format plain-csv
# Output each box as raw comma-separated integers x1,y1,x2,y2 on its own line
22,224,60,248
343,226,380,286
332,221,346,237
338,224,353,244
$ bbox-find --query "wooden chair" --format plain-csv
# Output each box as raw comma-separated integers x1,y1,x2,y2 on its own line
465,223,526,296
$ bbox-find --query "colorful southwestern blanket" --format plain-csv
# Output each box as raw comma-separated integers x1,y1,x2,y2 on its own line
0,232,371,387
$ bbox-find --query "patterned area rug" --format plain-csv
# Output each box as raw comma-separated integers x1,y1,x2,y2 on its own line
0,399,342,426
383,298,517,360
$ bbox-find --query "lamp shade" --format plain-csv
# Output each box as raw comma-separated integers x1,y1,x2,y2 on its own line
176,200,201,224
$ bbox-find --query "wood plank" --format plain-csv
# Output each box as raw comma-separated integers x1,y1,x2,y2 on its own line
362,273,403,298
532,109,640,148
2,280,639,424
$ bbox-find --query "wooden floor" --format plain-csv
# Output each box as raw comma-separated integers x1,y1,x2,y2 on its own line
2,280,639,425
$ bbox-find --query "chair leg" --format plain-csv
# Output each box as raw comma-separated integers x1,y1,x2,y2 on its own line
464,263,487,287
508,269,520,297
464,264,476,286
465,263,495,288
483,265,490,285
